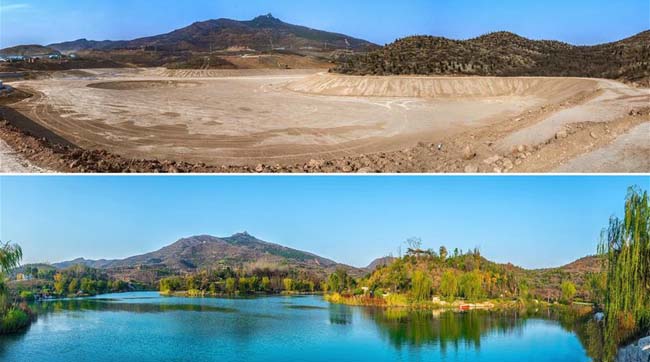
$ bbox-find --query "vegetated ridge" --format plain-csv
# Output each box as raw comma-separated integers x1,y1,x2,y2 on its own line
333,31,650,84
0,45,59,56
47,233,603,300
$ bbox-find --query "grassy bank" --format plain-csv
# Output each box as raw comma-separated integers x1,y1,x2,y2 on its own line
324,292,575,312
160,289,322,298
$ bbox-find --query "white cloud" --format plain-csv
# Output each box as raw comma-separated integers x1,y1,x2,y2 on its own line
0,3,31,13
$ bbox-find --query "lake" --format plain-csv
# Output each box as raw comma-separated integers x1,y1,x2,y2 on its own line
0,292,592,362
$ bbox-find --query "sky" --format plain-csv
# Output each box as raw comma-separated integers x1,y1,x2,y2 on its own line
1,176,648,269
1,0,649,48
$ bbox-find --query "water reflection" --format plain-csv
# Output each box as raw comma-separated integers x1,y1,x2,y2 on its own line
0,294,598,362
32,298,239,314
361,308,528,350
328,303,352,325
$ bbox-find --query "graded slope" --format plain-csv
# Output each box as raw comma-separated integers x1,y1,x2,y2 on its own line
2,69,648,173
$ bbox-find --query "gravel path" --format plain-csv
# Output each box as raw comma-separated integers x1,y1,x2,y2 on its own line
0,138,47,173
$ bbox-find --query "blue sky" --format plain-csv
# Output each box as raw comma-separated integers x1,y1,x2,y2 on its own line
1,0,648,48
1,176,647,269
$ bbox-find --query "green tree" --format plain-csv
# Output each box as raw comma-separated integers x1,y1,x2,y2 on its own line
159,277,183,293
0,241,23,312
440,270,458,300
68,278,79,294
561,281,577,303
328,273,341,293
208,283,218,295
459,271,483,300
410,271,432,302
0,242,22,274
518,280,530,300
238,277,250,293
326,268,354,293
225,278,237,294
261,277,271,292
587,272,606,307
283,278,294,292
599,187,649,359
80,278,96,294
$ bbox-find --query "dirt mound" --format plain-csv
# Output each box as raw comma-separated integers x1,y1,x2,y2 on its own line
287,74,600,101
87,80,200,90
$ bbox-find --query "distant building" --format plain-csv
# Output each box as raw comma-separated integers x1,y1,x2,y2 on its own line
7,55,25,62
16,273,32,281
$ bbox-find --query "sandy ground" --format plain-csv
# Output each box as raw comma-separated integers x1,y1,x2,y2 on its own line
555,123,650,173
1,68,648,173
0,138,47,173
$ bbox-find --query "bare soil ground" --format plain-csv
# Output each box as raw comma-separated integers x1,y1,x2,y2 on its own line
0,138,48,173
0,68,648,173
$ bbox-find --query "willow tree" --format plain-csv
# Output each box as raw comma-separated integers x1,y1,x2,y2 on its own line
0,241,23,312
0,242,22,274
599,187,649,358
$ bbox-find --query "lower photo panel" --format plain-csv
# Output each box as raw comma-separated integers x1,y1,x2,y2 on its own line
0,175,648,362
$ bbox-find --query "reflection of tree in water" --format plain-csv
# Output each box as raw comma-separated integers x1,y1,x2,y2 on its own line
361,308,529,351
328,303,353,325
30,298,276,346
555,307,607,362
31,299,238,314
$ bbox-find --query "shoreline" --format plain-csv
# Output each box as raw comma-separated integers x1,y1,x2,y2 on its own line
324,292,590,312
159,290,324,298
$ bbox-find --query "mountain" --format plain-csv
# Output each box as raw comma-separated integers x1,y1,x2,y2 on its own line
0,44,60,56
333,30,650,84
53,233,363,277
53,258,115,270
47,39,128,53
366,256,397,271
49,14,377,53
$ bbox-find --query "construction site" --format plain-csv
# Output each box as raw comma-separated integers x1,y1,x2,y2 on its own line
0,68,648,173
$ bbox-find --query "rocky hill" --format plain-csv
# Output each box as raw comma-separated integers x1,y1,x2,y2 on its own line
50,14,377,53
53,233,363,277
366,256,397,271
362,251,603,301
0,44,60,56
333,31,650,84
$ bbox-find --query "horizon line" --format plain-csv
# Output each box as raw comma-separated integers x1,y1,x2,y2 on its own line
2,13,648,49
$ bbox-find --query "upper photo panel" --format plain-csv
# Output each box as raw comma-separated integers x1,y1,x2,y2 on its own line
0,0,648,174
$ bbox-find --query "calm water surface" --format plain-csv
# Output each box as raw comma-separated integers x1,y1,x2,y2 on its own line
0,292,591,362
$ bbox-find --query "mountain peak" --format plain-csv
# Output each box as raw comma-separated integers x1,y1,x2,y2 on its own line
249,13,284,27
47,14,376,53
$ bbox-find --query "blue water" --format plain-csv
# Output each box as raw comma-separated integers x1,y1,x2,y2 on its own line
0,292,591,362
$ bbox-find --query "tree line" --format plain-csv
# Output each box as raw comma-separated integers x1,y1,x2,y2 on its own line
158,267,327,296
327,242,582,306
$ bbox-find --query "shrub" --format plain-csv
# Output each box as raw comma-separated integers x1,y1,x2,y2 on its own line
325,292,343,304
384,293,408,307
0,308,30,334
19,291,35,302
